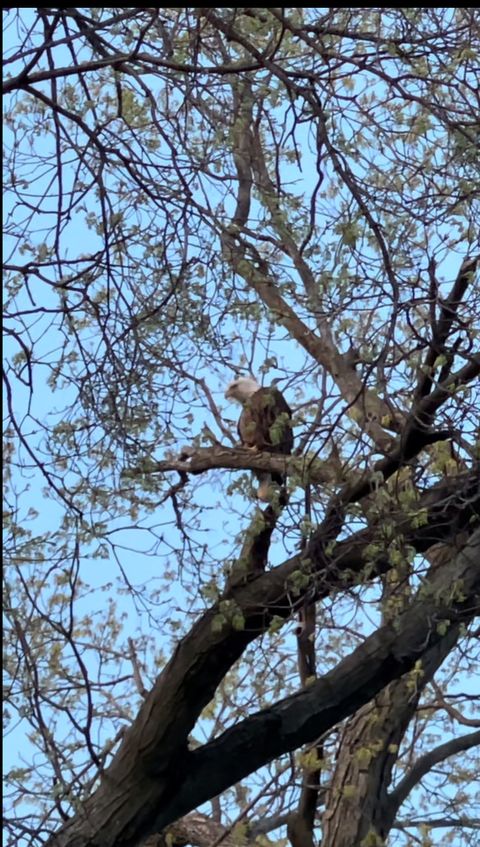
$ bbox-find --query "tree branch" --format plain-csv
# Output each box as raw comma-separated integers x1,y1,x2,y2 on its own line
47,490,480,847
394,816,480,830
415,255,479,400
157,528,480,831
125,446,338,487
386,729,480,822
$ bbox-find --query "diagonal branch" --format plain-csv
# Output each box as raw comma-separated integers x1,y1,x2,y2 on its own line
157,528,480,831
415,255,479,400
223,229,401,451
223,84,401,451
411,353,480,430
386,729,480,826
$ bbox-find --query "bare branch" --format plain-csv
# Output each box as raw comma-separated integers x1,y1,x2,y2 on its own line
388,729,480,822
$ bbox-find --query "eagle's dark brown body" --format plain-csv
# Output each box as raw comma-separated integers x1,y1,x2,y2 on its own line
225,377,293,501
238,387,293,458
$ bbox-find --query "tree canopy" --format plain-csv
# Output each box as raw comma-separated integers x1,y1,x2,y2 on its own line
3,8,480,847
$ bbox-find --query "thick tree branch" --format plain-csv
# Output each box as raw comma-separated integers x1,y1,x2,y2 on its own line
47,484,479,847
321,580,466,847
126,446,339,487
128,417,457,503
157,528,480,831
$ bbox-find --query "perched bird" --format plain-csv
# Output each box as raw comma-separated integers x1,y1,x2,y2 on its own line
225,376,293,501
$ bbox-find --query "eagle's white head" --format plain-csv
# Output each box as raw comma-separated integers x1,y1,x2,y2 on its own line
225,376,260,404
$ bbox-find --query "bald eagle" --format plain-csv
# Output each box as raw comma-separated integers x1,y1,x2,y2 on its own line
225,376,293,502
